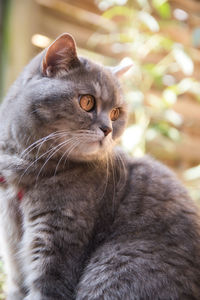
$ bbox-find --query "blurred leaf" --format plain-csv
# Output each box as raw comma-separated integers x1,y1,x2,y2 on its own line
151,122,180,140
175,78,200,102
152,0,171,19
172,46,194,76
97,0,200,203
152,122,170,136
163,88,177,106
176,78,195,94
164,109,183,126
126,90,144,109
122,109,149,155
184,165,200,181
102,6,134,19
167,127,180,141
143,64,163,88
136,0,151,10
122,124,144,152
138,11,160,32
190,81,200,95
146,128,158,141
97,0,129,11
159,36,173,51
147,93,165,109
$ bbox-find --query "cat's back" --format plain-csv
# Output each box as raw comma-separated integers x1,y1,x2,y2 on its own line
76,154,200,300
117,154,200,242
110,154,200,297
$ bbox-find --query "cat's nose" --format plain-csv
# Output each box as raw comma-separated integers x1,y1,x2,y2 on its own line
99,125,112,137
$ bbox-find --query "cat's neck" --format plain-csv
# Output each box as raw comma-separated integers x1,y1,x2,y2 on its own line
0,149,110,185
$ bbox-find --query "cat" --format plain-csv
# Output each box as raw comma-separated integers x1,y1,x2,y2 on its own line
0,33,200,300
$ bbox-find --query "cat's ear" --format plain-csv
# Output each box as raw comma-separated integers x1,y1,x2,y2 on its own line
111,58,133,77
42,33,79,77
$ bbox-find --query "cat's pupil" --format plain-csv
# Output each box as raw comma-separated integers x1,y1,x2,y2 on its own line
79,95,95,112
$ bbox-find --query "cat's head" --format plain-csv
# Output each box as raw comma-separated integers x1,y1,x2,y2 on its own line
2,33,132,163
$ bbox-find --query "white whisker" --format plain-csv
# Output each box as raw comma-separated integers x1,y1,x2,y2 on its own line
109,153,116,217
35,138,76,181
99,152,109,202
21,131,65,158
53,138,81,176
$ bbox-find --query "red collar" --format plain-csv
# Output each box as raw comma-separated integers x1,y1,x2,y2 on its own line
0,176,6,183
0,176,24,202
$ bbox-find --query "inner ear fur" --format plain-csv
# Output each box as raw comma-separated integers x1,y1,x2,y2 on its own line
42,33,80,77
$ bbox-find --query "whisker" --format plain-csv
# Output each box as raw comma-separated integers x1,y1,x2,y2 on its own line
35,138,76,181
99,152,109,202
21,131,65,158
115,151,127,191
21,129,99,159
19,129,101,183
109,153,116,217
35,132,70,160
53,138,80,176
18,137,73,183
62,140,81,168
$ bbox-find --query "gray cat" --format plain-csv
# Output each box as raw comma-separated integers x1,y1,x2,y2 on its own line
0,33,200,300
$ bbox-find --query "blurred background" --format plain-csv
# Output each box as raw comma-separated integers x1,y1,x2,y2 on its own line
0,0,200,297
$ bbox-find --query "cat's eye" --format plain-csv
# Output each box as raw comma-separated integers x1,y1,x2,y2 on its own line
79,95,95,112
110,108,120,121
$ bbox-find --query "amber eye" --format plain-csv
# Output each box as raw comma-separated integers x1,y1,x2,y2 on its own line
79,95,95,112
110,108,120,121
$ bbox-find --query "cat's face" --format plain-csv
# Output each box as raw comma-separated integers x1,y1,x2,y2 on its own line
10,34,132,162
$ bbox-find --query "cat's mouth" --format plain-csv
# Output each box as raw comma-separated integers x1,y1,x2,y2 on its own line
54,130,112,162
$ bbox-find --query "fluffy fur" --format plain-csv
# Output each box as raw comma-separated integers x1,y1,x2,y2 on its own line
0,34,200,300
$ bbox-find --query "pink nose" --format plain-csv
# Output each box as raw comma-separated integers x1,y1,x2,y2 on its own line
99,126,112,136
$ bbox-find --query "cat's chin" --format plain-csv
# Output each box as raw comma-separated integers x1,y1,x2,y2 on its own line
68,141,112,162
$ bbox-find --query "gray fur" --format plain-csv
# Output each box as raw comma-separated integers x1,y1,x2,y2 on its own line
0,34,200,300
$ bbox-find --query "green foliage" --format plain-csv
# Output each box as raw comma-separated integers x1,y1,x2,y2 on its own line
95,0,200,202
95,0,199,142
152,0,171,19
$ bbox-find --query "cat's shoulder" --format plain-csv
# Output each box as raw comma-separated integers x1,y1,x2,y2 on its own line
130,154,188,197
115,147,176,181
115,149,200,229
128,154,177,181
115,148,192,203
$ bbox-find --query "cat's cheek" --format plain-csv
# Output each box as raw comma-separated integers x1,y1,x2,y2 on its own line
30,105,53,124
112,119,126,140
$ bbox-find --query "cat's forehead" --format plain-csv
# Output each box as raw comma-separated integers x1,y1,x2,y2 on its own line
79,58,123,107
